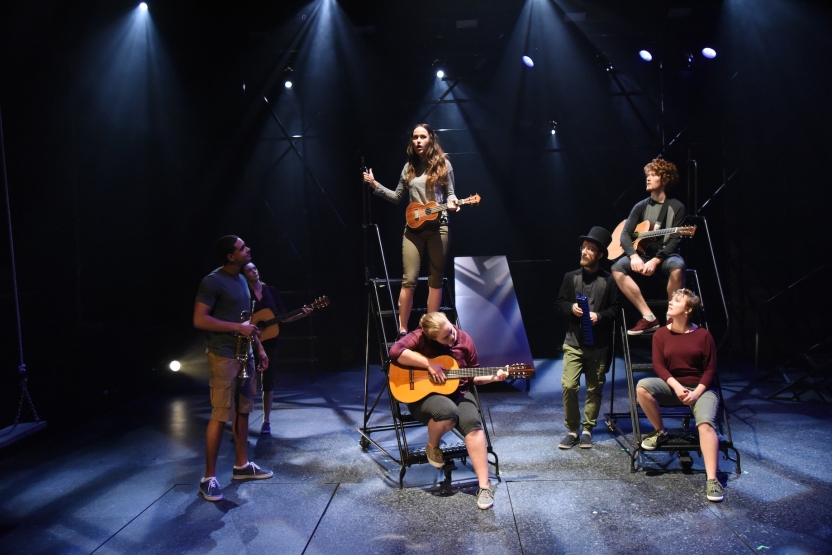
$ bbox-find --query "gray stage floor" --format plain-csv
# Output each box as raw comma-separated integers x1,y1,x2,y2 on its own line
1,358,830,554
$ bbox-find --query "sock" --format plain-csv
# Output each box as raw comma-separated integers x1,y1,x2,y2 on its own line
582,430,592,436
233,463,250,470
568,432,577,438
201,476,217,483
644,314,656,322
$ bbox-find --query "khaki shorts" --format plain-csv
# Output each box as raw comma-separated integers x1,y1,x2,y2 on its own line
207,351,255,422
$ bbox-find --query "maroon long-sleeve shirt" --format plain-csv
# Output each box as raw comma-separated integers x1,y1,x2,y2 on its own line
651,326,716,389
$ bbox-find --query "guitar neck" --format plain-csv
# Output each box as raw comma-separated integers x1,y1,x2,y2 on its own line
635,226,681,239
425,198,475,215
406,366,509,378
262,307,306,327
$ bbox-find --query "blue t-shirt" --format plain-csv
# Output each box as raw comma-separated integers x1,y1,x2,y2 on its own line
195,267,252,357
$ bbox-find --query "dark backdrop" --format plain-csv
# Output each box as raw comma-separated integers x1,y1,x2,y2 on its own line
1,0,830,434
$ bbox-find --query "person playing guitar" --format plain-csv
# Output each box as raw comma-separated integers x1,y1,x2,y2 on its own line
242,262,312,436
363,123,460,337
389,312,508,510
612,158,687,335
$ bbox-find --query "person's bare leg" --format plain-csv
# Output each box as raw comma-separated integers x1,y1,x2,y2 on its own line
204,419,225,478
427,286,442,314
698,423,720,481
636,387,665,432
667,268,684,300
614,270,651,316
233,412,250,467
427,418,455,448
465,429,491,489
398,287,415,334
262,390,274,424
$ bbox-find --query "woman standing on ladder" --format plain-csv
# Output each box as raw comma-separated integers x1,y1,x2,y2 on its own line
363,123,459,337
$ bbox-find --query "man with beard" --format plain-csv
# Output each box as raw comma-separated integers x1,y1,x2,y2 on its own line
556,227,620,449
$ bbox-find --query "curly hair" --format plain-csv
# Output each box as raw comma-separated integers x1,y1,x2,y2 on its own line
405,123,449,197
672,288,702,316
419,311,450,339
644,158,679,190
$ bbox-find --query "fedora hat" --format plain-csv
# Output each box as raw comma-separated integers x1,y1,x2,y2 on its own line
578,226,612,258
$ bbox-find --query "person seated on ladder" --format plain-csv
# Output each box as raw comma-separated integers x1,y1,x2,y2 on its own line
389,312,508,510
612,158,687,335
636,288,724,502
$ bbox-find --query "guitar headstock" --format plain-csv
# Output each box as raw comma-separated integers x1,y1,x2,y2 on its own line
506,363,535,378
678,226,697,237
464,193,481,205
312,296,330,309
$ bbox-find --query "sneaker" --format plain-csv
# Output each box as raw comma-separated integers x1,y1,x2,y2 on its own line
706,479,724,502
477,487,494,510
425,444,444,468
260,422,271,435
628,317,660,335
199,477,223,502
558,433,579,449
580,431,593,449
232,461,274,480
640,429,668,450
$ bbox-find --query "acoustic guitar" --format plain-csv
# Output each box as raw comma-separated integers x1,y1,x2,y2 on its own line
251,296,330,341
607,220,697,260
388,354,534,404
405,193,481,229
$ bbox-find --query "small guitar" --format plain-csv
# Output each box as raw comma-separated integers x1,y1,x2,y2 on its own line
607,220,697,260
388,354,534,404
251,296,330,341
405,193,481,229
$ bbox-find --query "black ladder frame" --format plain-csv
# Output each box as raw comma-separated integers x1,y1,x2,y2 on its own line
604,268,741,474
355,224,499,489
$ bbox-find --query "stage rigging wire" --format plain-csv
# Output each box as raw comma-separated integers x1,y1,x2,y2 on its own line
0,102,44,446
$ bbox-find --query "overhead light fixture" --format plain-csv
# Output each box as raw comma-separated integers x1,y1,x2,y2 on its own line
702,47,717,59
285,81,293,88
169,361,181,372
139,2,148,10
522,56,534,67
436,70,445,78
639,50,653,61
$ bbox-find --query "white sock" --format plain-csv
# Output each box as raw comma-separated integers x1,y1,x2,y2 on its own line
568,432,577,438
582,431,591,436
233,463,251,470
644,314,656,322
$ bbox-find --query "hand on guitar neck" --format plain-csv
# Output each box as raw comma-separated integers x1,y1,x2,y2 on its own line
607,220,696,260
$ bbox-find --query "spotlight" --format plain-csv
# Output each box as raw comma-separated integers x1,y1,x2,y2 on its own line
522,56,534,67
169,360,181,372
702,47,717,59
285,81,293,88
139,2,148,10
639,50,653,61
436,70,445,79
550,120,557,135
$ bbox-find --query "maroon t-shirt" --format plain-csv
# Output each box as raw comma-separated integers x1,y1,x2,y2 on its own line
389,327,479,395
651,326,716,389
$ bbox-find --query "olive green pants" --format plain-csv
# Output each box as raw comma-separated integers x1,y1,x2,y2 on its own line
561,343,609,434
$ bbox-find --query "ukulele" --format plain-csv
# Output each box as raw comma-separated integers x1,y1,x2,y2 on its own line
388,354,534,403
405,193,481,229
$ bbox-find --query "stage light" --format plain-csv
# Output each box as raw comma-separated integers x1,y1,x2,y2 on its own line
702,47,717,59
436,70,445,79
522,56,534,67
285,80,293,88
639,50,653,61
169,360,181,372
139,2,147,10
550,120,557,135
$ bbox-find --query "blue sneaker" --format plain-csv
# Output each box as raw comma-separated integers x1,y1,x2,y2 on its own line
199,477,223,502
232,462,273,480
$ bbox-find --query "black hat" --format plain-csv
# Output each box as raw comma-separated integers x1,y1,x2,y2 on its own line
578,226,612,258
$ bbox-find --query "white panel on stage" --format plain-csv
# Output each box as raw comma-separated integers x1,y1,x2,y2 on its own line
454,256,534,367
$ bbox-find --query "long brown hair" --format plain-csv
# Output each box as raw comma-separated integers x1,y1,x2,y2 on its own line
405,123,449,197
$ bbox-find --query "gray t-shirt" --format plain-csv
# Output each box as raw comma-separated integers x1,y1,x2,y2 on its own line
195,267,252,357
373,159,457,220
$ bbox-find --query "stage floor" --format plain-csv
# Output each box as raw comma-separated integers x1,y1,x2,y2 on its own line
1,358,830,554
